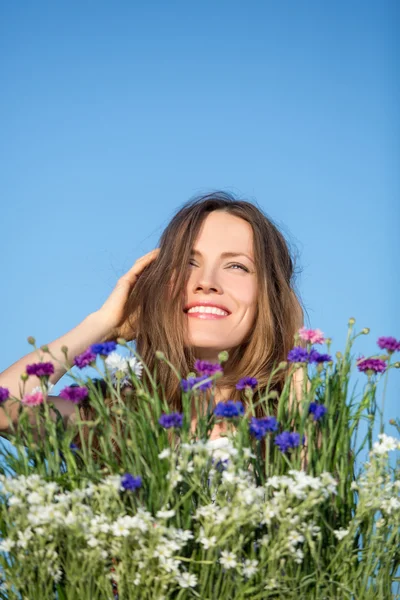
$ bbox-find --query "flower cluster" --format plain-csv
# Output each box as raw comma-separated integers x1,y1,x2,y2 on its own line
309,402,327,421
249,416,278,439
214,400,244,418
288,347,332,364
59,385,88,404
159,412,183,429
357,357,387,375
298,327,325,345
274,431,301,453
26,362,55,377
377,336,400,353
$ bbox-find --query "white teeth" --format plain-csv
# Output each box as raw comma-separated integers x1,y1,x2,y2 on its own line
187,306,228,316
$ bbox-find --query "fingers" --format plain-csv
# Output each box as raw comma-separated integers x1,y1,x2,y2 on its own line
121,249,160,283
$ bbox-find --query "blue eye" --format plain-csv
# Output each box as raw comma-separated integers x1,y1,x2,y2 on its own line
229,263,249,272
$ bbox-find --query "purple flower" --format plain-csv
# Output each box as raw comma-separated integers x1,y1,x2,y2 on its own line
159,412,183,429
214,400,244,418
287,347,309,363
121,473,142,491
308,350,332,364
274,431,300,453
59,386,89,404
181,376,213,392
90,342,117,357
194,360,223,377
236,377,258,390
357,357,387,375
309,402,327,421
69,443,79,452
74,349,96,369
0,387,10,403
26,362,55,378
377,336,400,353
249,416,278,440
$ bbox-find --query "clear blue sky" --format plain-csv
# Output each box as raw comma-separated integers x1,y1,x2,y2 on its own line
1,2,399,446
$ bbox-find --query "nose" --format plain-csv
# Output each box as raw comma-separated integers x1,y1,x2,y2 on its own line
190,266,222,295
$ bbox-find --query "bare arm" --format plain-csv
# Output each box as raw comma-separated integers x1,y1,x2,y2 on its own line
0,312,112,431
0,249,160,433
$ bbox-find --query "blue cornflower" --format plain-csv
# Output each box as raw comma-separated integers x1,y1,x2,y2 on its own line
214,400,244,418
308,349,332,364
159,412,183,429
287,347,309,363
121,473,142,491
274,431,300,453
249,416,278,439
309,402,328,421
69,443,79,452
194,360,223,377
181,376,213,392
90,342,117,357
236,377,258,390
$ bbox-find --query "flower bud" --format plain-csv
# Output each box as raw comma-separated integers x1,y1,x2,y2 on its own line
268,390,279,400
117,338,127,346
156,351,165,360
278,361,287,370
389,419,396,425
27,336,36,345
20,373,29,382
394,362,400,369
218,350,229,363
361,328,370,335
61,346,68,354
336,351,342,359
348,317,356,325
41,345,49,353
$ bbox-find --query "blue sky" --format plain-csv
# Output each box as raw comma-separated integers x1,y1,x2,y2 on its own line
0,1,399,449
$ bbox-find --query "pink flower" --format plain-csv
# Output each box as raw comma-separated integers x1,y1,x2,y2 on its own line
21,391,44,406
298,327,325,345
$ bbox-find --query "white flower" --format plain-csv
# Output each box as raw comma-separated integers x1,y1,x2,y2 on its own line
158,449,171,460
381,497,400,515
17,529,33,548
260,534,270,547
105,352,128,371
265,578,278,590
220,550,238,569
261,505,276,525
127,356,143,378
27,491,43,505
111,522,130,537
334,528,349,541
243,447,256,459
176,571,198,588
198,528,217,550
156,509,176,519
87,537,99,548
372,434,400,455
0,538,15,552
293,548,304,564
288,531,305,547
242,559,258,578
8,496,22,507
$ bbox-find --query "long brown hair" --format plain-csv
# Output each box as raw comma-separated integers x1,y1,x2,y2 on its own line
122,191,304,410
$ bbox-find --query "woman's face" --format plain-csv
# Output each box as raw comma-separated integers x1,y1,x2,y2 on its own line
183,211,258,361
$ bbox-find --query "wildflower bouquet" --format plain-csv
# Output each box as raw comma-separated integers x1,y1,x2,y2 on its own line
0,320,399,599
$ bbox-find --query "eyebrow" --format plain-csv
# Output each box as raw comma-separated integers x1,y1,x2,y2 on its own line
191,249,255,264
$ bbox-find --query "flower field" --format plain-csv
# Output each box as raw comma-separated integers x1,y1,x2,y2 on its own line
0,320,399,599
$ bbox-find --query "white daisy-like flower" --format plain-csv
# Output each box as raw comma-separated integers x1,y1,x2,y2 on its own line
156,509,176,520
198,528,217,550
0,538,15,552
220,550,238,569
242,559,258,578
381,497,400,515
334,528,349,541
372,434,400,455
288,531,305,546
158,448,171,460
176,571,198,588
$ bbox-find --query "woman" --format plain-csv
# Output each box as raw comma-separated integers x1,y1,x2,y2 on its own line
0,191,305,437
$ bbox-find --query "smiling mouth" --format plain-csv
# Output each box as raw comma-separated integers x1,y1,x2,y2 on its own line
184,306,230,319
